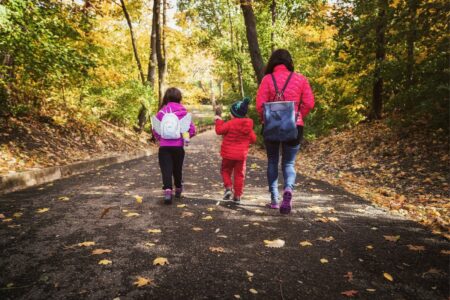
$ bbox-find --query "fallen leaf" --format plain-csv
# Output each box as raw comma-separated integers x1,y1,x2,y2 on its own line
133,276,153,287
0,213,4,219
58,196,69,201
250,163,260,169
407,244,425,251
217,235,228,238
147,229,161,234
366,288,376,292
207,207,215,211
12,212,23,218
2,218,12,222
249,288,258,294
78,241,96,247
341,290,358,297
234,295,241,299
145,242,156,247
422,268,445,278
308,206,323,213
440,250,450,255
344,272,353,282
181,211,194,218
300,241,313,247
383,235,400,242
328,217,339,222
202,215,213,220
320,258,329,264
177,204,186,208
366,245,374,250
255,209,263,214
383,272,393,281
98,259,112,265
134,195,143,204
92,249,112,255
264,239,285,248
318,236,335,242
246,271,254,277
209,247,225,253
192,227,203,231
125,212,139,217
100,207,113,219
36,208,49,213
153,257,169,266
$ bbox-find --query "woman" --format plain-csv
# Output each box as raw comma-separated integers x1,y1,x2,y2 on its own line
256,49,315,214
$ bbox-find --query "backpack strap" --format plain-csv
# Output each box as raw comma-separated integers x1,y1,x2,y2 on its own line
271,72,294,101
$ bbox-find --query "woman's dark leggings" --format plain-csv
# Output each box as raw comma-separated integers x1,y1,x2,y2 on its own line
158,147,185,190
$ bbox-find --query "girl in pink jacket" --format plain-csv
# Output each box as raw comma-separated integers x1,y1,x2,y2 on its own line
256,49,315,214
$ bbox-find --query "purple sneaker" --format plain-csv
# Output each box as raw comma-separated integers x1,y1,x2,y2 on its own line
164,189,173,204
266,203,279,209
175,187,182,199
280,189,292,214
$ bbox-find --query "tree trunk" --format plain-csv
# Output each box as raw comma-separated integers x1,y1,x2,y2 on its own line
120,0,145,84
156,0,167,106
210,80,217,111
270,0,276,52
406,0,417,90
240,0,265,84
237,63,244,97
147,0,158,86
371,0,387,120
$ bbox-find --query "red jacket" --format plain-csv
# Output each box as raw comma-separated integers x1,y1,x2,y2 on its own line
256,64,315,126
215,118,257,161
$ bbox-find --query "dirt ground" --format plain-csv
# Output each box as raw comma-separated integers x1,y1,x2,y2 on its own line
0,130,448,299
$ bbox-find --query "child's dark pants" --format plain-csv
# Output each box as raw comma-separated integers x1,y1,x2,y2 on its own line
158,146,185,190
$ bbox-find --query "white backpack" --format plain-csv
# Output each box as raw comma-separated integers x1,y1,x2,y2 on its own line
151,108,192,140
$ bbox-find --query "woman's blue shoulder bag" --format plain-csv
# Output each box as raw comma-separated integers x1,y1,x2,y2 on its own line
263,72,302,142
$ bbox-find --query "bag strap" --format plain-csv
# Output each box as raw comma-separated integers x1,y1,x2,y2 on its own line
270,72,294,102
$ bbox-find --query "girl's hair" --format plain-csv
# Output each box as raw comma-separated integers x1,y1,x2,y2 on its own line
160,87,182,109
264,49,294,75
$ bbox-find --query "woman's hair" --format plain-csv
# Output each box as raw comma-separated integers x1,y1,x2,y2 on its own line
160,87,182,108
264,49,294,75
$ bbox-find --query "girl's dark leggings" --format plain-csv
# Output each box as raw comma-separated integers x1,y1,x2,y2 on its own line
158,146,185,190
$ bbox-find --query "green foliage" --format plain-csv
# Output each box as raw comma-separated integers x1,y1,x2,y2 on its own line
85,80,156,127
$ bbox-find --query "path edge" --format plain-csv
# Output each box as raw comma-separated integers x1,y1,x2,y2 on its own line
0,149,155,195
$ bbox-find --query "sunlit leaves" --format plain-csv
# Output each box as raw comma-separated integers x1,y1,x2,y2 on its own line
264,239,285,248
153,257,169,266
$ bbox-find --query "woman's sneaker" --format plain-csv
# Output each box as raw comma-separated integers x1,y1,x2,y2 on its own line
266,203,279,209
223,188,232,200
175,187,182,199
164,189,173,205
280,189,292,214
266,194,279,209
233,196,241,205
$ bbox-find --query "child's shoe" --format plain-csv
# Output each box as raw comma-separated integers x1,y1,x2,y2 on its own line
280,189,292,214
164,189,173,204
233,196,241,205
223,188,232,200
175,187,182,199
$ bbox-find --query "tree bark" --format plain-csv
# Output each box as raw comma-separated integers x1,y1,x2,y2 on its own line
210,80,217,111
270,0,276,52
371,0,387,120
227,0,245,97
119,0,145,84
406,0,417,90
240,0,265,84
147,0,158,86
156,0,167,105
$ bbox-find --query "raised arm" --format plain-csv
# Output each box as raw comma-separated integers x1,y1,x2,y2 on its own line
215,119,229,135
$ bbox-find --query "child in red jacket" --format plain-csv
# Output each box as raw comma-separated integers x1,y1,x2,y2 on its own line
215,97,257,204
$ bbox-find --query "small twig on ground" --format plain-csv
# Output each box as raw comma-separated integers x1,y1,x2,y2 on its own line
333,222,346,233
0,284,33,290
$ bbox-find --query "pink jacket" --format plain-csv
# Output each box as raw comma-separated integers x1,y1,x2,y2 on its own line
153,102,196,147
256,64,315,126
